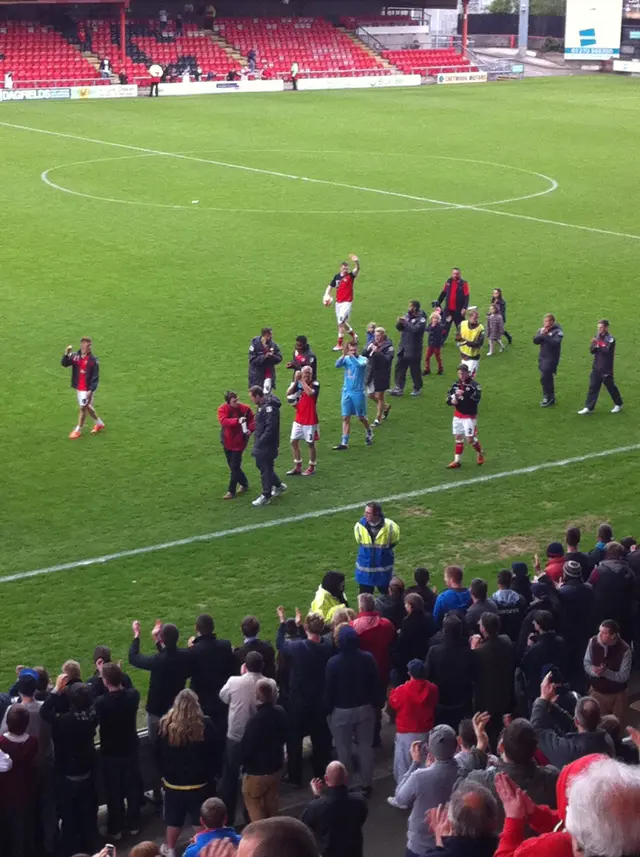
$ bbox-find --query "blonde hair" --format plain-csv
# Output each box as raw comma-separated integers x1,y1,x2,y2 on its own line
374,326,386,337
429,312,441,323
62,660,81,681
158,689,205,747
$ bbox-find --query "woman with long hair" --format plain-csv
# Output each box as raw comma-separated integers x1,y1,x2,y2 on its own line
156,689,218,857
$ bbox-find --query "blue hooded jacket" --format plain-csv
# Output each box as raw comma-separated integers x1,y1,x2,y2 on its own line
324,626,381,712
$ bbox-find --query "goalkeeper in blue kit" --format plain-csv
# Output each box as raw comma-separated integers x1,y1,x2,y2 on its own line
333,341,373,450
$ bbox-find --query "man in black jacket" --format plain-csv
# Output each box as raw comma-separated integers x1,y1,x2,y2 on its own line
249,385,285,507
87,645,134,698
465,578,498,636
286,335,318,381
325,626,380,795
363,326,394,426
436,268,470,340
40,677,99,855
530,674,614,767
301,761,368,857
248,327,283,393
471,613,515,750
557,560,595,691
276,608,334,786
425,614,473,731
578,319,623,414
533,313,563,407
519,610,568,710
189,613,236,774
589,542,636,642
234,615,276,679
391,300,427,397
128,619,192,797
95,662,142,838
393,593,436,684
240,679,288,821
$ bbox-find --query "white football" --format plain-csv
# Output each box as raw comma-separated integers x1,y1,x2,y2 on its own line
323,295,333,307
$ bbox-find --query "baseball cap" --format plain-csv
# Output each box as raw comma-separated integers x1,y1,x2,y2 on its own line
547,542,564,557
18,668,38,681
408,659,426,680
428,724,457,761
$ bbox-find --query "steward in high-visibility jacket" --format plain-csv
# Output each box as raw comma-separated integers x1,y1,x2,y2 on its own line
354,507,400,592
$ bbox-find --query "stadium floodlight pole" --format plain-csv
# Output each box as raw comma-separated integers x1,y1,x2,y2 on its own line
461,0,470,54
517,0,530,59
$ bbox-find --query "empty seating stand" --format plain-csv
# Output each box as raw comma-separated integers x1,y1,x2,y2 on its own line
88,19,238,84
215,17,390,77
382,49,478,76
0,22,99,87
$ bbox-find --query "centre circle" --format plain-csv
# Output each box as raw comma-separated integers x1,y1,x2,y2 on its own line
41,149,558,214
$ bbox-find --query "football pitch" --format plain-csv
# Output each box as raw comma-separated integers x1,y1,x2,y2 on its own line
1,75,639,694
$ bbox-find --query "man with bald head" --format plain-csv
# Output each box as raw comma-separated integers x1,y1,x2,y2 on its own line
301,761,369,857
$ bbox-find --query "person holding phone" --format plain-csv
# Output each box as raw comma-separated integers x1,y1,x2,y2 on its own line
217,391,255,500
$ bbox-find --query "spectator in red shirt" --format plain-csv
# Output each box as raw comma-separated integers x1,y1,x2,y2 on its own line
533,543,566,584
387,660,438,789
217,391,255,500
0,704,39,857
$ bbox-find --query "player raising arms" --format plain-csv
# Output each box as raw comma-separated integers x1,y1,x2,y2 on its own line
323,254,360,352
446,363,484,469
61,337,105,439
334,341,373,450
286,366,320,476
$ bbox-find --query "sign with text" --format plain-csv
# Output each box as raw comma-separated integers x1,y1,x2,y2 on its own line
297,74,421,91
0,87,70,101
564,0,624,59
435,71,487,84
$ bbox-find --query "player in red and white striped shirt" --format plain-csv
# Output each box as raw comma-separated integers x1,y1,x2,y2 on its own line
286,365,320,476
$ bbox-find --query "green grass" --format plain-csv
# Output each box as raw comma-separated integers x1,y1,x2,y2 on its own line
1,76,639,699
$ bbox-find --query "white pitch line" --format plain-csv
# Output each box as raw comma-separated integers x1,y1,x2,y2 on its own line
2,443,639,586
3,119,636,240
0,120,460,209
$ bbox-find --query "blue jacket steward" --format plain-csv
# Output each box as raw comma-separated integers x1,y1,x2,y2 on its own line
354,515,400,588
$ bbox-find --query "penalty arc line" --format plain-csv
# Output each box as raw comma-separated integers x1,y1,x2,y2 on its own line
2,443,640,586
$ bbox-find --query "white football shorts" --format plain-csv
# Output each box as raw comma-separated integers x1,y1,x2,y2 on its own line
335,301,352,325
290,422,318,443
452,415,477,438
76,390,92,407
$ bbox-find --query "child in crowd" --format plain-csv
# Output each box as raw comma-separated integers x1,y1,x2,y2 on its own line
486,303,505,356
366,321,377,347
490,288,512,345
423,308,445,375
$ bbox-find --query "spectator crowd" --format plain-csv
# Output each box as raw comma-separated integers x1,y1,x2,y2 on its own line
3,521,640,857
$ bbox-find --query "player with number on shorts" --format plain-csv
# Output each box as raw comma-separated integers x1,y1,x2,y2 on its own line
323,254,360,352
446,363,484,469
286,365,320,476
61,337,105,439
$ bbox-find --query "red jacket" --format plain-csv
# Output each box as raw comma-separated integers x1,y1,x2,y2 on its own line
388,677,438,733
350,612,396,684
544,555,565,584
217,402,255,452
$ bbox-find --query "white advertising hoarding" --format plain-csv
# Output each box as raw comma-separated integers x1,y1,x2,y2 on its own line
158,79,284,96
436,71,488,84
564,0,624,59
613,59,640,72
296,74,421,91
70,85,138,99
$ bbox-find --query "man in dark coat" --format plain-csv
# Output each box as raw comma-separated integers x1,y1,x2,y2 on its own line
533,312,563,407
189,613,236,773
436,267,470,340
589,541,636,642
285,335,318,380
519,610,568,710
248,327,283,393
391,300,427,397
425,614,474,731
249,385,285,507
393,593,436,684
530,674,614,768
557,560,595,691
471,613,515,750
233,615,276,679
301,761,368,857
362,326,394,426
577,319,623,415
